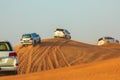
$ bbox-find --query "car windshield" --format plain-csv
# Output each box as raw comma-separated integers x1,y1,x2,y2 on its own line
22,34,31,38
0,42,12,51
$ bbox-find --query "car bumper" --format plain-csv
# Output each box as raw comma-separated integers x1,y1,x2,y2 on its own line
0,66,18,71
20,40,33,44
54,35,65,38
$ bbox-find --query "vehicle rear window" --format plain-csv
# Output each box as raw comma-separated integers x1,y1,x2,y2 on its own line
105,37,114,39
0,42,13,51
22,34,31,38
56,29,64,31
98,38,103,41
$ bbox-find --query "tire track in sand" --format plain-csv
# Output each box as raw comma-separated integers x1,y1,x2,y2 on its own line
29,39,61,72
17,39,71,74
18,46,34,74
52,39,71,67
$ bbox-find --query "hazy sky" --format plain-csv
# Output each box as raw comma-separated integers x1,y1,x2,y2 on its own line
0,0,120,45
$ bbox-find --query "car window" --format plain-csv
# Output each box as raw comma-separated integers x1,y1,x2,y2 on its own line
98,38,103,41
36,34,39,37
65,30,70,34
22,34,31,38
32,33,37,37
0,42,13,51
105,37,113,39
56,29,64,31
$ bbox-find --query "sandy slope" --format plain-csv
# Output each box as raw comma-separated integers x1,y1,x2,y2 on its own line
0,38,120,79
15,38,120,74
0,57,120,80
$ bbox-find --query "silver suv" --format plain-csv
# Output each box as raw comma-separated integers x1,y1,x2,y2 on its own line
54,28,71,39
20,33,41,46
0,41,18,73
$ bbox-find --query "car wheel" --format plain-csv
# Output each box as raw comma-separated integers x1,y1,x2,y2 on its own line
54,36,57,38
65,35,70,40
33,40,36,46
65,35,67,39
38,38,41,43
69,36,71,40
8,71,18,75
12,71,18,74
21,44,25,47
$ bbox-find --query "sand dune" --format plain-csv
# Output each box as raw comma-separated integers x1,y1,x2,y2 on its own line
15,38,120,74
0,38,120,79
0,56,120,80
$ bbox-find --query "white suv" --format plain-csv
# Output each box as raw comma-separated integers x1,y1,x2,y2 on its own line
97,37,119,45
0,41,18,73
54,28,71,39
20,33,41,46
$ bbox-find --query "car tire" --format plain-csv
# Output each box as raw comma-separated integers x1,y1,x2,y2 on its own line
65,35,70,40
54,36,57,38
38,38,41,44
7,71,18,75
33,40,36,46
65,35,67,39
69,36,71,40
12,71,18,75
21,44,26,47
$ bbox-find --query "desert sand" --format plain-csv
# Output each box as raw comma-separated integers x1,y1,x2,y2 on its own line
0,38,120,80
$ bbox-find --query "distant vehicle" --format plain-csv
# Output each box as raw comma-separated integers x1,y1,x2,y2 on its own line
97,37,119,46
20,33,41,46
0,41,18,73
54,28,71,39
